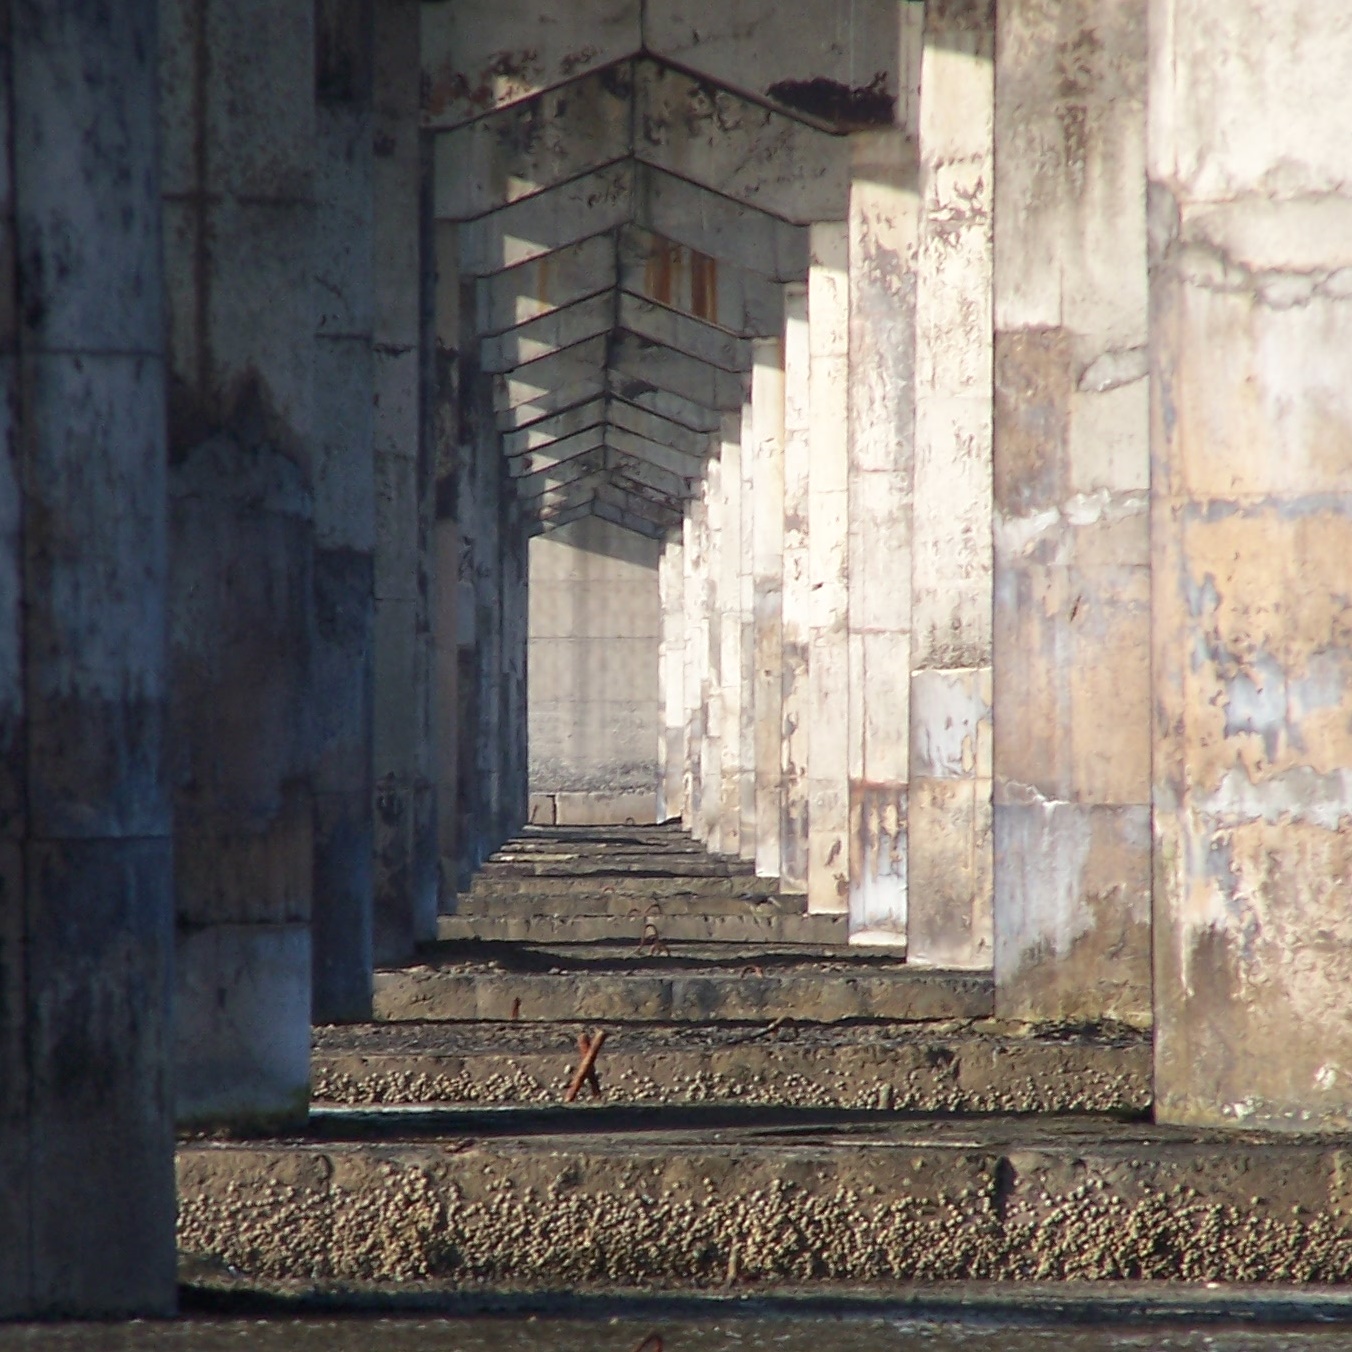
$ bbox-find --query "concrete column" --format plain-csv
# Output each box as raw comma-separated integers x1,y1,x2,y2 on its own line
1151,0,1352,1128
682,499,706,831
906,0,995,968
779,285,811,895
311,0,375,1023
751,339,786,880
847,132,920,946
374,0,436,954
737,401,758,861
163,0,316,1127
1,0,175,1314
657,534,686,824
806,223,850,914
700,451,724,852
993,0,1151,1022
717,413,744,857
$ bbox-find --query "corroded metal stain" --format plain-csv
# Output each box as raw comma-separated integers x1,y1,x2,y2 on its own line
765,74,894,129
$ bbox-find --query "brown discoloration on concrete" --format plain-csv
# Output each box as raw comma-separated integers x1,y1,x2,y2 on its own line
992,0,1150,1025
179,1125,1352,1286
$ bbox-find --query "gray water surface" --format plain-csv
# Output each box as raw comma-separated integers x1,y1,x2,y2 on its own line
4,1320,1352,1351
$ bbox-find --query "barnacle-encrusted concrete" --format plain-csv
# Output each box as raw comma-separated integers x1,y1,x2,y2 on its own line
313,1019,1150,1115
178,1118,1352,1288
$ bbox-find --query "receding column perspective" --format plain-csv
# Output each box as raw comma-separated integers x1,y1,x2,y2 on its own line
163,0,317,1127
22,0,1352,1317
1150,0,1352,1128
1,0,176,1315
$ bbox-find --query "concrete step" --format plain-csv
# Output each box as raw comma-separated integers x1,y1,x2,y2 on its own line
456,887,796,919
464,875,784,904
178,1113,1352,1288
437,911,850,945
373,942,991,1023
313,1018,1151,1115
476,857,757,880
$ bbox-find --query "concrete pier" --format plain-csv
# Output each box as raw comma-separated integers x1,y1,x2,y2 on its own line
1,0,176,1314
1150,0,1352,1129
992,0,1151,1025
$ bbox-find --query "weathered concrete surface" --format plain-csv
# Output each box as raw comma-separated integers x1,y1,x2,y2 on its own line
847,131,919,945
906,0,994,971
372,953,992,1024
805,223,851,915
180,1119,1352,1285
311,0,376,1024
1150,0,1352,1129
2,0,176,1313
657,534,686,823
528,516,661,814
717,416,746,858
779,287,811,896
437,912,848,945
750,341,786,881
163,0,317,1127
313,1020,1150,1114
992,0,1151,1026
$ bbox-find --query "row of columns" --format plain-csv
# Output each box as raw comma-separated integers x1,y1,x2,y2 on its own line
1,0,456,1315
660,0,1352,1143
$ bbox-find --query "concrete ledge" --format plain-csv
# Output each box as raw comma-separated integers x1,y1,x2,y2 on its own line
529,792,659,826
372,964,992,1023
438,913,849,944
312,1020,1150,1114
178,1118,1352,1286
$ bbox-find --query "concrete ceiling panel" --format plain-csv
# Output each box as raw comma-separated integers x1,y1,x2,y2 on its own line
603,425,705,481
514,447,605,499
645,0,900,131
474,233,617,338
509,427,607,478
634,61,849,223
495,377,608,432
493,334,607,410
604,370,722,433
618,291,751,371
607,392,716,458
610,331,746,411
500,397,609,456
619,226,783,336
457,162,632,274
435,66,633,220
633,163,808,281
480,291,615,372
422,0,641,129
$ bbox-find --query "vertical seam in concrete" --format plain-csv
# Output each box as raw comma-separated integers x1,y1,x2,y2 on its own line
192,0,210,400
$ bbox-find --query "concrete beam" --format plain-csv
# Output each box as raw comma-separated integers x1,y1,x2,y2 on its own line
493,335,608,411
634,60,848,224
528,500,595,538
608,394,713,459
618,291,752,371
500,398,609,456
421,2,641,129
434,66,631,220
606,371,724,434
593,494,674,541
475,233,616,338
479,291,614,373
604,426,706,481
513,447,606,501
646,0,900,131
610,331,747,411
508,427,607,478
495,377,609,432
620,226,783,337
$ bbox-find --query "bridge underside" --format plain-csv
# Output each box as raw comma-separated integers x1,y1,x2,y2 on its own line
4,0,1352,1317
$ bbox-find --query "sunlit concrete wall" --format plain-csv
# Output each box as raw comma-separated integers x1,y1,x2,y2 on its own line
528,517,661,825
